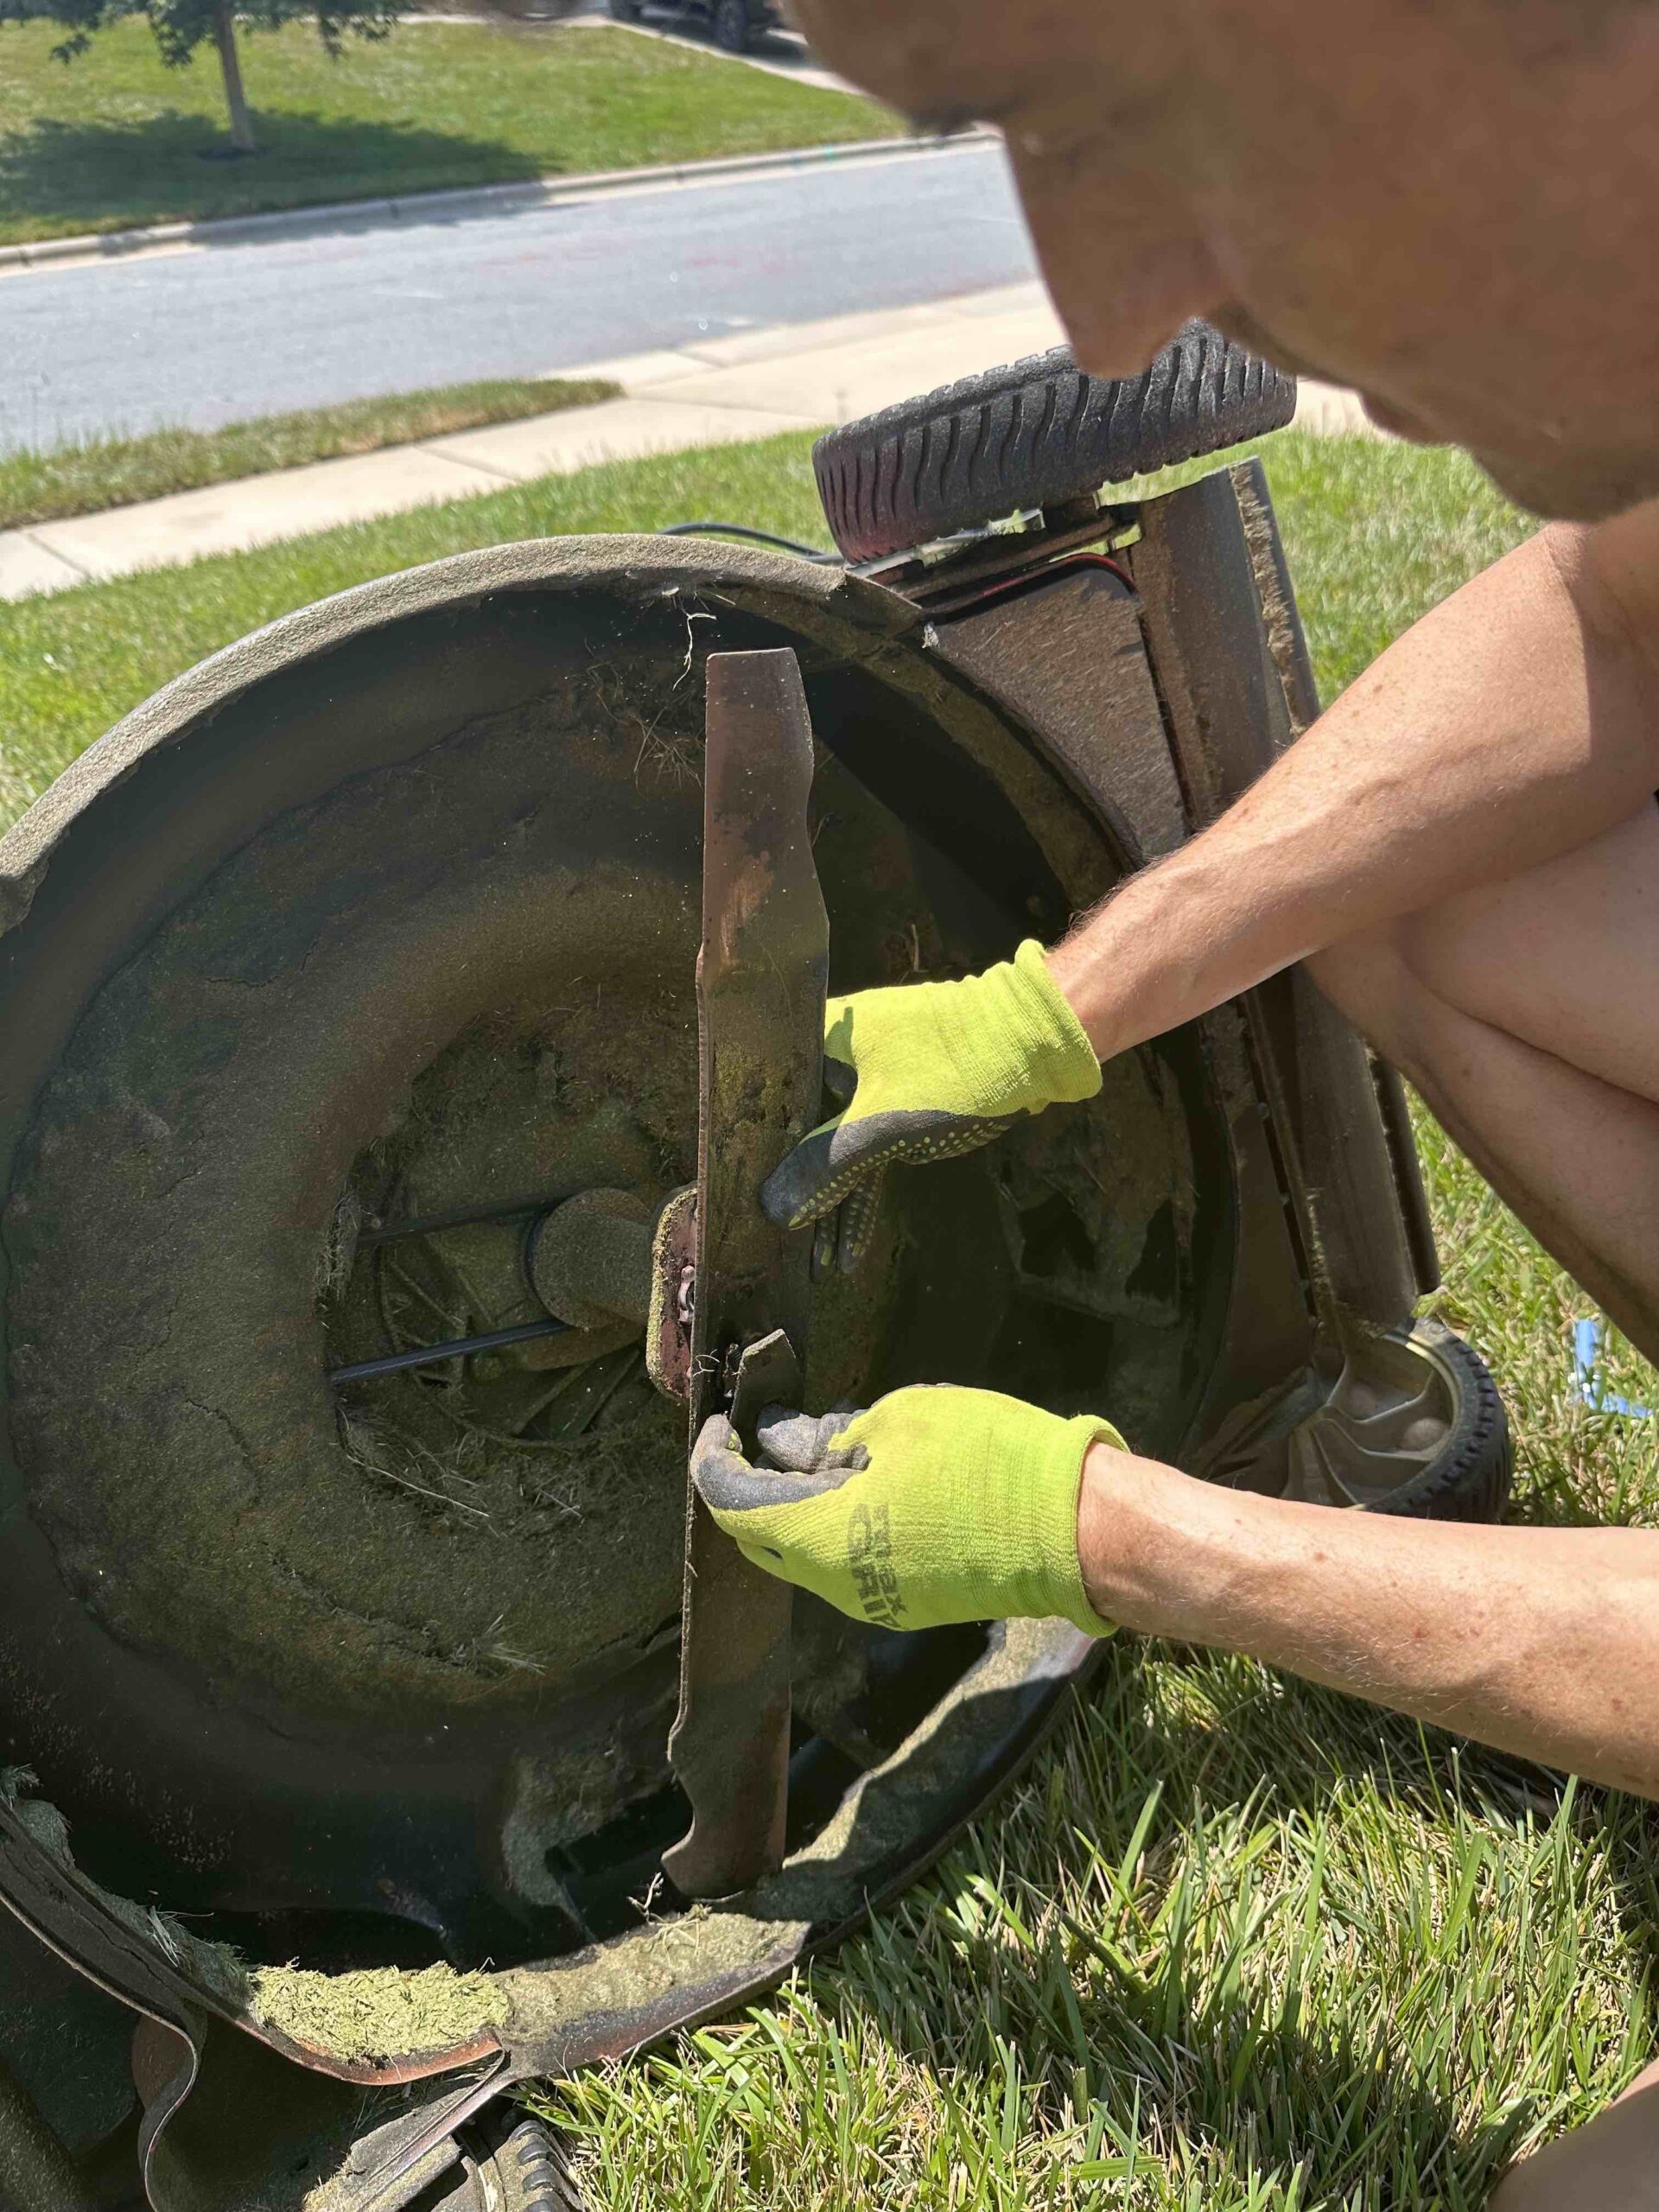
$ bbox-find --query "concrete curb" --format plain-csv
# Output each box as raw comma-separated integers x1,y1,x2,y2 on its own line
0,282,1065,601
0,291,1380,614
0,130,995,275
0,286,1370,607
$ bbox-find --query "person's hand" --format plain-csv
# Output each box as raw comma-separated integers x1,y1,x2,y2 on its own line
760,942,1101,1265
690,1383,1123,1636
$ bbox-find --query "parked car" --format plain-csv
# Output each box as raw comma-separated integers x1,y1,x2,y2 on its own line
608,0,782,55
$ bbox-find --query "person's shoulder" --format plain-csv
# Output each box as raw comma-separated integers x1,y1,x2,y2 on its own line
1546,497,1659,665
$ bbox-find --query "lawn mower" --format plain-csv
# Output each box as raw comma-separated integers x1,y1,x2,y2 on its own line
0,323,1509,2210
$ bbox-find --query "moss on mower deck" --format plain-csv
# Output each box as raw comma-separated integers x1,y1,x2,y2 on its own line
3,666,704,1730
250,1962,510,2064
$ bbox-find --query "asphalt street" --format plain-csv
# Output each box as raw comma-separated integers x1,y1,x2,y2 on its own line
0,142,1037,454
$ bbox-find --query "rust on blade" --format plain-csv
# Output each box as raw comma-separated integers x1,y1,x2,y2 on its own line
645,1185,698,1404
663,649,828,1901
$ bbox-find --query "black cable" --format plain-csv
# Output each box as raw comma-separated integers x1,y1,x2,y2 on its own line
656,520,842,564
329,1317,570,1385
357,1192,574,1249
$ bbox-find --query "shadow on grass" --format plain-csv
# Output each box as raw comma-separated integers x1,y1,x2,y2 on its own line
0,111,546,243
792,1643,1646,2205
1586,1787,1659,2092
948,1921,1531,2204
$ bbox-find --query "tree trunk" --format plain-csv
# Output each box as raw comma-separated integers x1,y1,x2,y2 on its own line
212,2,257,156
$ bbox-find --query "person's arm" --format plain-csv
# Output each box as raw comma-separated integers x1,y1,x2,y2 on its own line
1080,1443,1659,1796
761,502,1659,1243
1050,502,1659,1058
695,1389,1659,1797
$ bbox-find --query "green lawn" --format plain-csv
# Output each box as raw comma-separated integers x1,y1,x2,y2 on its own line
545,1094,1659,2211
0,429,1533,834
0,375,616,530
0,18,902,245
4,428,1657,2205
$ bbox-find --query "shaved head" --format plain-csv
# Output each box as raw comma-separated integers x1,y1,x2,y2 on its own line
791,0,1659,518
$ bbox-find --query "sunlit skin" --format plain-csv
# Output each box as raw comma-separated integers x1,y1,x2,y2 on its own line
789,0,1659,2197
792,0,1659,521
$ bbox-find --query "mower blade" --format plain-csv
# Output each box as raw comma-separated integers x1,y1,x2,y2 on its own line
663,649,828,1900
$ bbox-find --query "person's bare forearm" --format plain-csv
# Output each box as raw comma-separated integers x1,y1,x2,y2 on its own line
1079,1445,1659,1795
1050,508,1659,1058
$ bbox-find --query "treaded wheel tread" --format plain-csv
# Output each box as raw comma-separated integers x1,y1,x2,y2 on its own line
449,2111,582,2212
501,2117,576,2212
813,321,1299,565
1365,1319,1512,1525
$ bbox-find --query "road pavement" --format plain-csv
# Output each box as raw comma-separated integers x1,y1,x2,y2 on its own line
0,141,1034,454
1,283,1085,599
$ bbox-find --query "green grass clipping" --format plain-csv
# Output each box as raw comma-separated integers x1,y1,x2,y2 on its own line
251,1961,510,2062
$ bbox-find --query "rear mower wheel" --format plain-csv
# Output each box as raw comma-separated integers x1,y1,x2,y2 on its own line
812,325,1298,563
1287,1317,1511,1523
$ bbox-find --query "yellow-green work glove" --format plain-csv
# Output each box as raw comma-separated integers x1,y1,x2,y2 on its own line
760,942,1101,1259
691,1384,1123,1637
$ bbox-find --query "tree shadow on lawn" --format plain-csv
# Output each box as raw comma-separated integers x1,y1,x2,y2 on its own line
794,1643,1650,2205
0,111,543,242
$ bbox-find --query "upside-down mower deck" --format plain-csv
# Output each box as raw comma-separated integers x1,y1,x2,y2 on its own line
0,333,1508,2209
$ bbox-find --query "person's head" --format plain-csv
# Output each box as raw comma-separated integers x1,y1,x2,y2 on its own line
791,0,1659,519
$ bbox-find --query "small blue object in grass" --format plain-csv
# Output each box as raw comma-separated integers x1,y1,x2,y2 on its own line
1572,1317,1656,1418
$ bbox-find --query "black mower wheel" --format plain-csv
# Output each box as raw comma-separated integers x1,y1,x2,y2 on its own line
1287,1317,1512,1524
813,322,1298,563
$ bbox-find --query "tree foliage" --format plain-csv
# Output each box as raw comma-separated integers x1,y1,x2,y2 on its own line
0,0,400,153
1,0,397,67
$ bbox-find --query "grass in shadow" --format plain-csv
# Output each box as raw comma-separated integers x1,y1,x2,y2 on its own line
0,107,540,238
0,19,899,244
547,1640,1651,2209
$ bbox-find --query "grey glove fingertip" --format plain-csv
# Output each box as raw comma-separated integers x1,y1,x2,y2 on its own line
760,1111,906,1234
751,1406,825,1472
690,1413,765,1516
811,1210,839,1281
835,1169,885,1272
690,1409,741,1465
760,1121,847,1230
753,1403,868,1477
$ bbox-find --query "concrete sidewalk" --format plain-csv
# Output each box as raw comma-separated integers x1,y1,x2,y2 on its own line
0,285,1370,603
